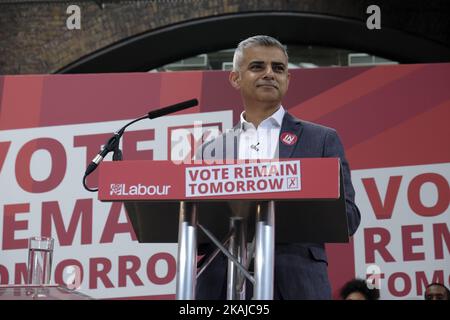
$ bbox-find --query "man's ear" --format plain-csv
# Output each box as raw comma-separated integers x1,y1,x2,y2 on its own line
229,71,240,90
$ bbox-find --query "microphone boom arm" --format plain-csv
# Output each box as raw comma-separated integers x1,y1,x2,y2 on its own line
82,98,198,192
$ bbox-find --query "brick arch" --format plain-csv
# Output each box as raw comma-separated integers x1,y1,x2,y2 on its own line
1,0,449,75
58,11,450,74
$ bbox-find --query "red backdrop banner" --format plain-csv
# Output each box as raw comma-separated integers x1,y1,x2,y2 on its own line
0,64,449,299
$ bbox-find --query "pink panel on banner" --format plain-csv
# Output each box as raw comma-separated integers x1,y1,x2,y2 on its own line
40,73,162,127
347,98,450,169
159,71,202,115
0,75,45,130
314,64,450,150
291,65,423,121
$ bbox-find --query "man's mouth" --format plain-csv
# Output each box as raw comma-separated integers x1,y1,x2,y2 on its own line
257,83,278,89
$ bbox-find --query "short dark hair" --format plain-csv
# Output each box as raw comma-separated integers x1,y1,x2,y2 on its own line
232,35,288,71
425,283,450,299
340,278,380,300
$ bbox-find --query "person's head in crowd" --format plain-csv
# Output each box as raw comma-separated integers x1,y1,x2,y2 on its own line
424,283,450,300
340,278,380,300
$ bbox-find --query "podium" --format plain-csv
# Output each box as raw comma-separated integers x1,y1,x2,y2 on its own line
98,158,349,300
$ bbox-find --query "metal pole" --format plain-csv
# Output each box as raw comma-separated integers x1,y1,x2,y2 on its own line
253,201,275,300
176,202,197,300
226,217,247,300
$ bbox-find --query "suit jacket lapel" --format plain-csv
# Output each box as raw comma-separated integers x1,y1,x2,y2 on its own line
278,112,303,159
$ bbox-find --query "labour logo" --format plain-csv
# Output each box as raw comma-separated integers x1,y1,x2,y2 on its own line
110,184,123,195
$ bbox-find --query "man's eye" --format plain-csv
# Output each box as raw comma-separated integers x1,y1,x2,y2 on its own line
274,65,285,72
250,65,263,70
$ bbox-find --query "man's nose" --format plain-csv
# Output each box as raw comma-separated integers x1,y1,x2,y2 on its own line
263,65,275,78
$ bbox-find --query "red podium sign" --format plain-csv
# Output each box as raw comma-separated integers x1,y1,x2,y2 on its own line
98,158,340,201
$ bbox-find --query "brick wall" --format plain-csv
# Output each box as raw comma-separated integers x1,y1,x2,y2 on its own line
0,0,448,74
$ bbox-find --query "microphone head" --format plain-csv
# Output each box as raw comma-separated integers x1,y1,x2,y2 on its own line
148,99,199,119
184,98,199,108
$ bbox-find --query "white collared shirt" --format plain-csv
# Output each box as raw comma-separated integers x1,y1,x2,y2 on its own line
238,106,285,160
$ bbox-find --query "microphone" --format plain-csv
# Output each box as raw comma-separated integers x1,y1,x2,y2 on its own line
147,99,198,119
84,133,121,177
83,98,199,191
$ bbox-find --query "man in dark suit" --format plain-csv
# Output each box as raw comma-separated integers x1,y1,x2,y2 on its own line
196,35,361,299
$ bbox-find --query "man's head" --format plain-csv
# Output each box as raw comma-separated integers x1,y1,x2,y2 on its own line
340,278,380,300
232,35,288,72
229,35,290,108
424,283,450,300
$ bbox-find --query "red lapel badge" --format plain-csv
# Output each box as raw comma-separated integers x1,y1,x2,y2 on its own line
280,132,298,146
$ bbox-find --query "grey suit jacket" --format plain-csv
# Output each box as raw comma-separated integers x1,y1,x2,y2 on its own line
196,112,361,299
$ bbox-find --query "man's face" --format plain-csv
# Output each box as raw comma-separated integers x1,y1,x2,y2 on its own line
425,285,449,300
345,292,367,300
230,45,290,105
